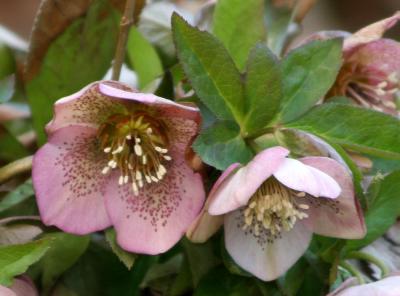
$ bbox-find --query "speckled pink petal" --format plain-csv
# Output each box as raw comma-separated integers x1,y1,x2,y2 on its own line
208,147,289,215
104,151,205,255
292,30,350,49
99,83,200,121
32,125,112,234
347,39,400,76
273,158,341,198
329,276,400,296
46,81,131,134
300,157,366,239
186,163,240,243
224,210,312,281
344,11,400,51
0,286,15,296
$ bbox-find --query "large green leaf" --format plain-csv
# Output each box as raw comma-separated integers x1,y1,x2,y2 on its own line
172,14,244,123
0,124,29,161
127,27,163,89
39,233,90,293
279,39,343,122
286,103,400,159
0,239,52,286
193,121,253,170
213,0,265,70
243,44,282,134
26,0,120,144
345,171,400,251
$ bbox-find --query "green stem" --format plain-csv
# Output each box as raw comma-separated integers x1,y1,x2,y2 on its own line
346,251,390,278
339,261,365,285
112,0,136,81
0,155,33,184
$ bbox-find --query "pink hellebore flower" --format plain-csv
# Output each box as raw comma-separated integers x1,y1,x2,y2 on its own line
328,275,400,296
189,146,366,281
309,12,400,114
0,276,38,296
32,81,205,254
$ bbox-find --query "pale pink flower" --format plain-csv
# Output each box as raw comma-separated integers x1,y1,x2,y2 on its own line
304,12,400,114
328,275,400,296
0,276,38,296
32,81,205,254
189,146,366,281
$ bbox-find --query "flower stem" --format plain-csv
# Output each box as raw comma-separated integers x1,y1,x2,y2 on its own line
112,0,136,81
339,260,365,285
346,251,390,278
0,155,33,184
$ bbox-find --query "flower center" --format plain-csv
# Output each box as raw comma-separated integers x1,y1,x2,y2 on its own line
97,112,172,195
331,62,399,112
242,178,309,237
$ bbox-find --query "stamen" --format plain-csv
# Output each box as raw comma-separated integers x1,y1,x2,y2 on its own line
134,144,143,156
103,147,112,153
112,146,124,155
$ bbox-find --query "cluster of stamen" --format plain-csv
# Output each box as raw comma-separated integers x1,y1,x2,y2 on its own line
242,178,309,237
98,113,172,196
340,64,400,111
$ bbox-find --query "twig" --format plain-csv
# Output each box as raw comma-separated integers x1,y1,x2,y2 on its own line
0,156,33,184
111,0,136,81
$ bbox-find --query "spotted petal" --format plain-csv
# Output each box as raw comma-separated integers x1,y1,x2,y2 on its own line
0,276,38,296
186,163,240,243
32,125,112,234
46,81,130,134
208,147,289,215
104,151,205,255
273,158,341,198
329,276,400,296
224,209,312,281
300,157,366,239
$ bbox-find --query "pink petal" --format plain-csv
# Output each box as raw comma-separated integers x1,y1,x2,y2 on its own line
347,39,400,77
104,151,205,255
208,147,289,215
46,81,130,134
224,210,312,281
273,158,341,198
99,83,200,121
186,163,240,243
4,276,38,296
32,125,112,234
300,157,366,239
344,11,400,51
330,276,400,296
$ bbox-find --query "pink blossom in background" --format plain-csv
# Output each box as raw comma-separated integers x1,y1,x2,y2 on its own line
189,146,366,281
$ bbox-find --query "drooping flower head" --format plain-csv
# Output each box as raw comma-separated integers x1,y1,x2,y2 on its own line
304,12,400,114
188,146,366,281
32,81,205,254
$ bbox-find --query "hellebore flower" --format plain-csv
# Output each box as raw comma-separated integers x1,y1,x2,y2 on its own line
0,276,38,296
305,12,400,114
328,275,400,296
189,146,366,281
32,81,205,254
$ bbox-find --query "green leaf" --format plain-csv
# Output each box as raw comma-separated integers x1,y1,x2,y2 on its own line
39,233,90,293
286,103,400,159
213,0,265,70
0,238,52,286
0,179,34,213
0,124,29,161
0,75,15,103
172,13,244,123
243,44,282,134
193,121,253,170
127,27,163,89
345,171,400,251
105,228,137,270
26,0,120,145
279,39,343,122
